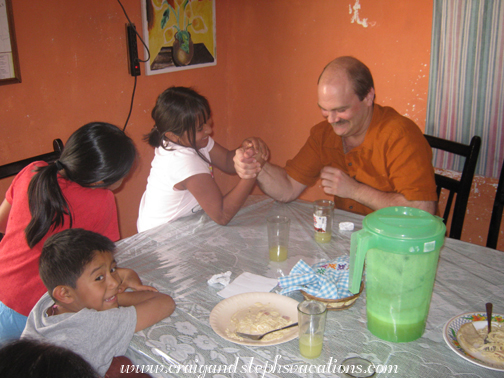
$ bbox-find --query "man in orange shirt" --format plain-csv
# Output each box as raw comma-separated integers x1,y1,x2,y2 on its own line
235,56,437,215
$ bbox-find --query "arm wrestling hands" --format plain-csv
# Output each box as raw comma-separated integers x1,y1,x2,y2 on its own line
234,137,270,178
233,139,307,203
320,166,436,214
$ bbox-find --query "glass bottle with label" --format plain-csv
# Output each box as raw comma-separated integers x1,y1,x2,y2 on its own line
313,200,334,243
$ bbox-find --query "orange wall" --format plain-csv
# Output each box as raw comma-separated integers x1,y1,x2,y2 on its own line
1,0,501,250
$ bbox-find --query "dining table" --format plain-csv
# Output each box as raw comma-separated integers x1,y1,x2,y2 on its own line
115,195,504,378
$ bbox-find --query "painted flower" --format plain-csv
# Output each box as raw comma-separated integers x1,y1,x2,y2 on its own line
160,0,206,53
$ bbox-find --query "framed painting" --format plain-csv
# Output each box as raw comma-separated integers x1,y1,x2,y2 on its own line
0,0,21,85
141,0,216,75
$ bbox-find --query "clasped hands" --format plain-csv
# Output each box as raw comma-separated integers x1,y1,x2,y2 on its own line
234,137,270,179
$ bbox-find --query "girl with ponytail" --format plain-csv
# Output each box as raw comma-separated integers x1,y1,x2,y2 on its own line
0,122,137,342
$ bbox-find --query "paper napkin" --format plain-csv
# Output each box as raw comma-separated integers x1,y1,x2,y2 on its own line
217,272,278,299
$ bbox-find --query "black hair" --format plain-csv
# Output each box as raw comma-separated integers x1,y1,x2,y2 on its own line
39,228,115,296
0,339,100,378
144,86,211,162
25,122,137,248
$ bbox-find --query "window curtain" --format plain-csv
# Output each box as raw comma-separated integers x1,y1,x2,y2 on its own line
426,0,504,178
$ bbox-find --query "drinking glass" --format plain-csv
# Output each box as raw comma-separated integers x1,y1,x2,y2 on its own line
297,300,327,358
267,215,290,262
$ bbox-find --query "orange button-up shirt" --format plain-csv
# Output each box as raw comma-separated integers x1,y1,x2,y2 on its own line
285,104,437,215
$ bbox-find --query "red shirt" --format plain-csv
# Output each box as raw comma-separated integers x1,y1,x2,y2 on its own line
0,162,120,315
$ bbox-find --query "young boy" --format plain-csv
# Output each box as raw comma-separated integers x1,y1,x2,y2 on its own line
21,228,176,376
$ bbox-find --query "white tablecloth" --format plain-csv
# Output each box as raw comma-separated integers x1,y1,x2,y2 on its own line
115,196,504,378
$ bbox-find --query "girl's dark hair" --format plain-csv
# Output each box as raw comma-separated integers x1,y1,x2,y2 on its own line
39,228,115,295
144,86,211,161
0,338,100,378
25,122,137,248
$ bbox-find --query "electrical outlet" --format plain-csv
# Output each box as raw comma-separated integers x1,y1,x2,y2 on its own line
126,23,141,76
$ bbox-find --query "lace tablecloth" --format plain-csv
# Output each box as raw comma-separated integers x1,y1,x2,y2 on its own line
115,196,504,378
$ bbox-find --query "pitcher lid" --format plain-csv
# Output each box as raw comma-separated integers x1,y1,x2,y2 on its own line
363,206,446,240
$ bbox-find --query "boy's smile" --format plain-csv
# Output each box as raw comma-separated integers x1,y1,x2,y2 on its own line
68,251,121,312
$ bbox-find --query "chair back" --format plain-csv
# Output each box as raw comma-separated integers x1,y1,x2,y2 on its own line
0,139,64,180
486,160,504,249
424,135,481,240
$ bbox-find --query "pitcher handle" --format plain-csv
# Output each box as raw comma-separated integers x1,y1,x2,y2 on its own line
349,230,373,294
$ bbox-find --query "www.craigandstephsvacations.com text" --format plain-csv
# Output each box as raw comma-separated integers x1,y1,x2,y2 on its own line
120,356,399,377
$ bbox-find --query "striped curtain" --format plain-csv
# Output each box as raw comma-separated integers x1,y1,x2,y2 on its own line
426,0,504,178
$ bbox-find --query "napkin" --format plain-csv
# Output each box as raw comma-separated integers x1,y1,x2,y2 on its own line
278,256,353,299
207,271,232,286
217,272,279,299
339,222,354,231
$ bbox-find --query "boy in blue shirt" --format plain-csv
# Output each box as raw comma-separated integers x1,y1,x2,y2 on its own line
22,228,175,376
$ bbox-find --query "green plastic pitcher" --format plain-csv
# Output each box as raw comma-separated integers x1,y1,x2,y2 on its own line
349,207,446,342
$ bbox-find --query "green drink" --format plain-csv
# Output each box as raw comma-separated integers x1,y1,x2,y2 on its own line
299,334,323,358
365,247,439,342
269,246,288,262
349,207,446,343
367,313,426,342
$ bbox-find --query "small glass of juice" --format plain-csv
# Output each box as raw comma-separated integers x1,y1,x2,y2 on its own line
297,300,327,359
267,215,290,262
313,200,334,243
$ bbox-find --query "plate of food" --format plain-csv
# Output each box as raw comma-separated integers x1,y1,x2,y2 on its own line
443,311,504,371
210,292,299,346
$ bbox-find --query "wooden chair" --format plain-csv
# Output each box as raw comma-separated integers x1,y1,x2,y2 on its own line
486,160,504,249
0,139,64,180
424,135,481,240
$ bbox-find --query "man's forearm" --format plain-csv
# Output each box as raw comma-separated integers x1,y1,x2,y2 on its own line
351,183,436,214
257,162,304,203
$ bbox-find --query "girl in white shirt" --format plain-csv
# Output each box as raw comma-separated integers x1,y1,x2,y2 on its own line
137,86,268,232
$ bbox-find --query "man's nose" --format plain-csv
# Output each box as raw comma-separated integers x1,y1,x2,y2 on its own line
327,111,340,124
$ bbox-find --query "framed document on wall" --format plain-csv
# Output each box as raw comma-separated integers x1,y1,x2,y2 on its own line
0,0,21,85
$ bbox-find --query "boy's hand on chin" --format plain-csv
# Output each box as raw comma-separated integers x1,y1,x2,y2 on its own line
117,283,158,294
116,268,159,293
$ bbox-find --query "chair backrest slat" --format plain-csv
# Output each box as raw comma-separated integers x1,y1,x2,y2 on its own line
486,160,504,249
425,134,481,240
0,139,64,180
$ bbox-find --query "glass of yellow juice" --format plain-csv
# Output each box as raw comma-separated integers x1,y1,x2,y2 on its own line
267,215,290,262
297,300,327,359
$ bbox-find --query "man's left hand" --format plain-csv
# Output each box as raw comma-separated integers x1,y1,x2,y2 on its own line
319,166,359,198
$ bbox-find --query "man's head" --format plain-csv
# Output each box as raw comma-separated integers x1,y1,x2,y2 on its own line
40,229,121,312
317,56,375,139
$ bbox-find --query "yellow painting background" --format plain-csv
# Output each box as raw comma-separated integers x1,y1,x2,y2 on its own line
147,0,215,67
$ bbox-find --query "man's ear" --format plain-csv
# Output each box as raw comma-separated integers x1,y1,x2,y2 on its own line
364,87,375,106
52,285,75,304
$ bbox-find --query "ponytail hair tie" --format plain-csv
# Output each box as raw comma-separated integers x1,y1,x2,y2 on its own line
54,160,64,171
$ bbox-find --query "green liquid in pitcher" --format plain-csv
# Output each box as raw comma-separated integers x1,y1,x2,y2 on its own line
365,248,439,342
367,313,426,342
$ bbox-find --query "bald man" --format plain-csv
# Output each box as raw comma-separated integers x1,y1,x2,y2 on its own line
235,56,437,215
